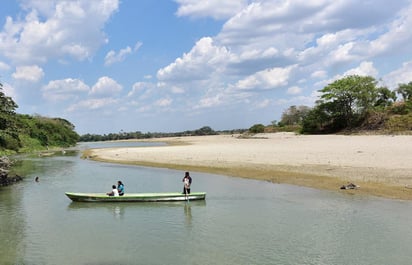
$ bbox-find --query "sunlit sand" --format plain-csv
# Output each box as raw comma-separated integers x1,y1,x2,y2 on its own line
85,133,412,200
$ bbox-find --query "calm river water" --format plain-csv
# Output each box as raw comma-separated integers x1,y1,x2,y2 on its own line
1,142,412,265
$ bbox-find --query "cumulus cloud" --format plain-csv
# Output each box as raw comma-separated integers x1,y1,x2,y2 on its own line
90,76,122,96
67,97,118,112
104,41,142,66
343,61,378,77
158,0,412,115
12,65,44,82
157,37,231,82
174,0,250,20
234,65,295,91
42,78,89,101
383,61,412,89
316,61,379,89
0,0,119,64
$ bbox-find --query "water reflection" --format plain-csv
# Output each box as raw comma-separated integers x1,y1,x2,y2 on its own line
0,186,25,264
184,203,192,227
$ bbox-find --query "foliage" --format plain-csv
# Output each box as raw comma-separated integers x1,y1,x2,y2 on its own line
279,105,311,126
387,100,412,115
0,83,18,126
385,113,412,132
396,81,412,101
78,126,219,142
193,126,216,135
0,82,20,151
298,75,412,134
249,124,265,133
375,87,396,108
16,114,79,147
301,75,398,133
0,82,79,153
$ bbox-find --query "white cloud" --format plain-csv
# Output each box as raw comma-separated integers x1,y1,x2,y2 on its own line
343,61,378,77
42,78,89,101
0,0,119,64
383,61,412,89
155,98,172,107
234,65,295,91
287,86,302,95
127,82,147,97
12,65,44,82
1,82,17,99
67,97,118,112
104,41,142,66
197,95,222,108
90,76,122,96
157,37,231,82
255,99,271,109
311,70,327,79
175,0,249,20
318,61,379,88
0,61,10,71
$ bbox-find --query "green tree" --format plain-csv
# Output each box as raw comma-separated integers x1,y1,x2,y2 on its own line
194,126,216,135
375,87,397,108
280,105,311,126
301,75,392,133
249,124,265,133
319,75,380,127
396,82,412,101
0,82,18,130
0,82,20,150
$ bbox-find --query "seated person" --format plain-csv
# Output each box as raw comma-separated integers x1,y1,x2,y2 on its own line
106,185,119,196
117,181,124,196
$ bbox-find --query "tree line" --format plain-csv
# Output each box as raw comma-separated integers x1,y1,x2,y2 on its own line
275,75,412,134
249,75,412,134
79,126,248,142
0,82,79,154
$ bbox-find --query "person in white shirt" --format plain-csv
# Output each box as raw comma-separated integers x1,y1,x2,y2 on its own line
106,185,119,196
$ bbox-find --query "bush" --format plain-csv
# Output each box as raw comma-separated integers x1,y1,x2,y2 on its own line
385,113,412,132
0,132,21,151
388,101,412,115
249,124,265,133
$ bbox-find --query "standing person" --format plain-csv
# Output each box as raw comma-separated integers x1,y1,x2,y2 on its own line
117,180,124,196
107,185,119,196
182,171,192,195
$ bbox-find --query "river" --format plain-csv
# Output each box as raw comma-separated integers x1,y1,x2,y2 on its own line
1,142,412,265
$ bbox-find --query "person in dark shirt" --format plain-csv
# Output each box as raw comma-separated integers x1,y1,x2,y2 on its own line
182,171,192,194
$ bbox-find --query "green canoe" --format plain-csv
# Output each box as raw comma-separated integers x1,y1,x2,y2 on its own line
65,192,206,202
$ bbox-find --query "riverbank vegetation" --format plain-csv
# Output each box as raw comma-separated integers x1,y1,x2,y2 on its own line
0,82,79,155
79,126,247,142
268,75,412,135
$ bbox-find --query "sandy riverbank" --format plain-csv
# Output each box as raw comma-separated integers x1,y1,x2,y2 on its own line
84,133,412,200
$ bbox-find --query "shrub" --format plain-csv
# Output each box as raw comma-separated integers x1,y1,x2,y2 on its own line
249,124,265,133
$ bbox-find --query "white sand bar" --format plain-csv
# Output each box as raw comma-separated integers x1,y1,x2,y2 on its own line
88,133,412,187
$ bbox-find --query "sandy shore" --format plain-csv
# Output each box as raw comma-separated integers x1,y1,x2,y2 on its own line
85,133,412,200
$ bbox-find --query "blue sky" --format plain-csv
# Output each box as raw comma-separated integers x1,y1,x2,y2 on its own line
1,0,412,135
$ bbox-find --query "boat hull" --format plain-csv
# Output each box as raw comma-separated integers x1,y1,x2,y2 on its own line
65,192,206,202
